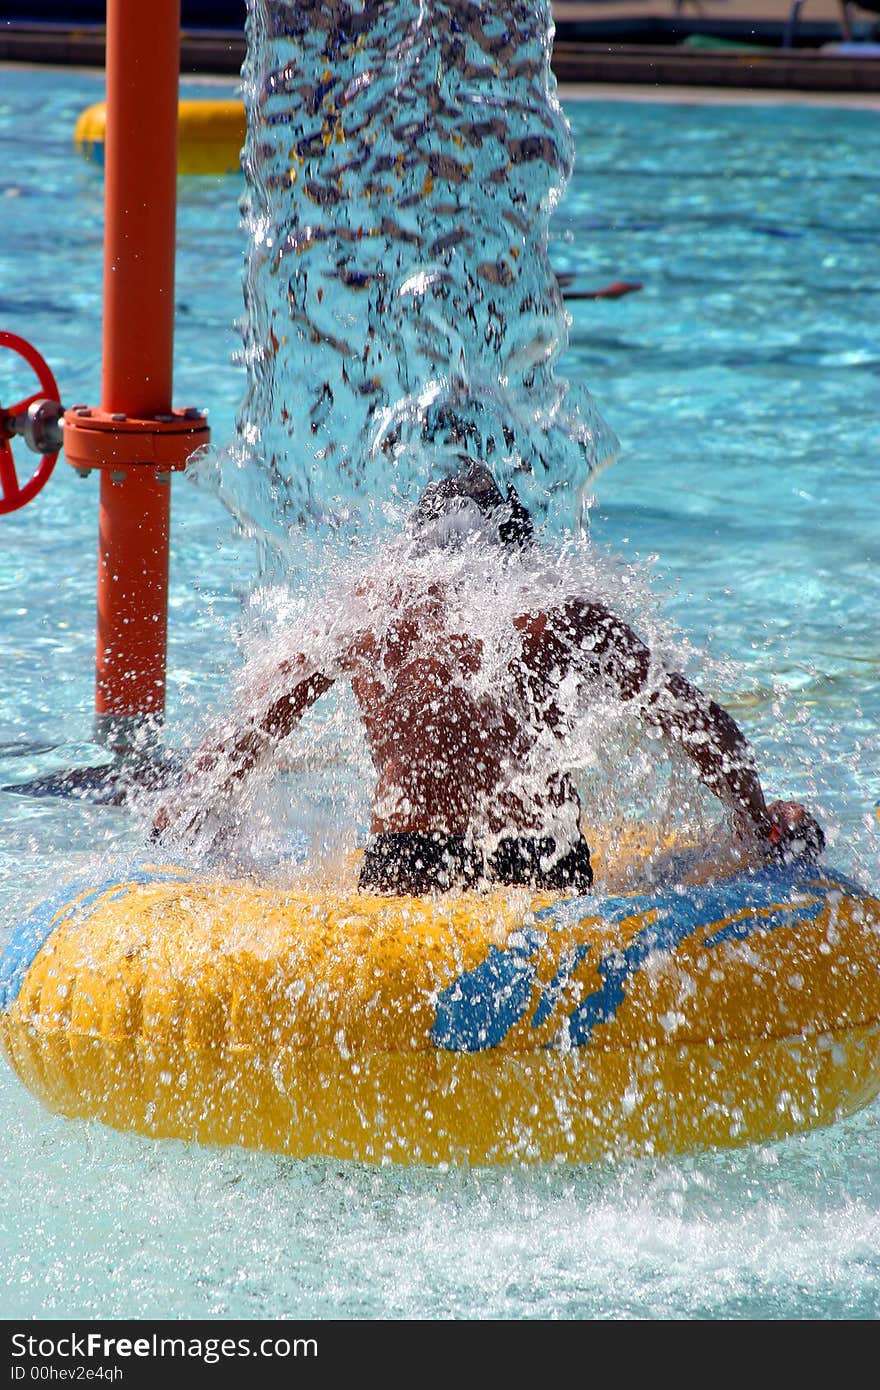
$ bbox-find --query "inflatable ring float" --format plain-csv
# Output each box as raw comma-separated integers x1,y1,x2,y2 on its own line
2,849,880,1165
74,99,246,176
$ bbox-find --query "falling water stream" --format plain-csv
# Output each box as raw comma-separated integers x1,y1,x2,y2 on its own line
198,0,617,563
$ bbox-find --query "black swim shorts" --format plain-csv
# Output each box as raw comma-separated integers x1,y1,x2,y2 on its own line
358,831,593,896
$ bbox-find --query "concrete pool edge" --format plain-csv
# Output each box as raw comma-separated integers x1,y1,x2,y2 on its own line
559,80,880,105
3,19,880,96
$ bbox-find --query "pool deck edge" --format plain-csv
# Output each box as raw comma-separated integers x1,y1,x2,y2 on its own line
3,21,880,95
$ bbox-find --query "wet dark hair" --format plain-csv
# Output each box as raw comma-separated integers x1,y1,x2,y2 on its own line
413,460,534,548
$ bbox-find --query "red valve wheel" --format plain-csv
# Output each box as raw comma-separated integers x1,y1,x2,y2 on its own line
0,331,62,515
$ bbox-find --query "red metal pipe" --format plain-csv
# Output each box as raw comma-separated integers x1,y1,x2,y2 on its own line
95,0,181,748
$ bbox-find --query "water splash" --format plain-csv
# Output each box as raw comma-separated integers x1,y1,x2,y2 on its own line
194,0,618,570
146,529,723,885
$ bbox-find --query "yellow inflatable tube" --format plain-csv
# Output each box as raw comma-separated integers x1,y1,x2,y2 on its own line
74,99,246,176
2,850,880,1165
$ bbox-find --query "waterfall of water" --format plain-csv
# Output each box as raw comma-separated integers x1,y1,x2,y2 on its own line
195,0,618,570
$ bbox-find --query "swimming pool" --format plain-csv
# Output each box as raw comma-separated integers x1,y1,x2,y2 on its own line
2,62,880,1319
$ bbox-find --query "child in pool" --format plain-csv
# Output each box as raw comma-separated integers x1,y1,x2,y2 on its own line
152,462,825,894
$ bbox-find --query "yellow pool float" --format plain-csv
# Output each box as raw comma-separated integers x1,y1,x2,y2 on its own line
74,99,246,176
2,839,880,1166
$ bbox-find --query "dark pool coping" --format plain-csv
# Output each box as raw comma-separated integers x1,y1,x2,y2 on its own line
552,39,880,90
0,21,245,73
3,19,880,93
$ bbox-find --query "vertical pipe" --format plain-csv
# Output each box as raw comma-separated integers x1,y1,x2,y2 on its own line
95,0,181,750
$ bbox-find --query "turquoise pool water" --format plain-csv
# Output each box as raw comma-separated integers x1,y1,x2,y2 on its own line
1,63,879,1319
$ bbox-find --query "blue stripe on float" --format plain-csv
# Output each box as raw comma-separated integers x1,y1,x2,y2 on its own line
530,940,594,1030
0,860,187,1013
431,864,860,1052
426,926,549,1054
565,873,826,1047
